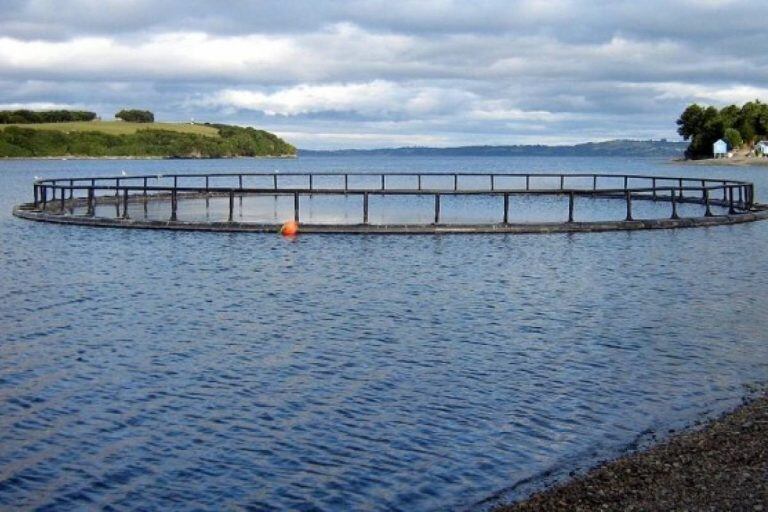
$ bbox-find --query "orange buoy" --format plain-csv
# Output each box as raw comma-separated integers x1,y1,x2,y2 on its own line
280,220,299,236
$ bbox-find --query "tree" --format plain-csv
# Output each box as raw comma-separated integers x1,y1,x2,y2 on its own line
676,104,704,140
115,109,155,123
724,128,743,149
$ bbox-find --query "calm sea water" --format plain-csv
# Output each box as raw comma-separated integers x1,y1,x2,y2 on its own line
1,156,767,511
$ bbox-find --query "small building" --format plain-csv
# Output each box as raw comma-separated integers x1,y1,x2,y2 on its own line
756,140,768,157
713,139,728,158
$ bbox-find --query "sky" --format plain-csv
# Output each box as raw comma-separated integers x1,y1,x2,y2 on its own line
1,0,767,149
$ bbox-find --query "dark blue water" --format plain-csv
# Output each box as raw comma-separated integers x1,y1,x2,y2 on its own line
2,156,767,511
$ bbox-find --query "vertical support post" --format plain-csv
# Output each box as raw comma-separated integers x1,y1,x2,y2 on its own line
723,182,728,201
60,187,66,213
490,175,495,191
434,194,441,224
625,190,633,221
143,177,148,198
704,188,712,217
205,176,209,193
503,193,509,224
272,174,277,190
592,175,597,194
728,186,735,214
363,192,369,224
738,186,743,208
294,192,300,222
87,188,94,216
417,175,422,191
652,178,657,200
671,188,679,219
344,174,349,191
309,174,313,191
525,175,530,191
623,176,628,190
239,175,243,190
678,178,683,201
170,189,177,221
453,174,458,191
33,185,39,208
228,190,234,222
122,188,130,219
701,180,706,200
41,186,47,207
560,175,565,190
115,178,120,197
568,192,575,223
69,180,74,199
173,176,178,191
381,174,385,191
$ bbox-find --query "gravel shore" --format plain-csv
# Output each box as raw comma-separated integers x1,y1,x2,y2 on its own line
497,393,768,511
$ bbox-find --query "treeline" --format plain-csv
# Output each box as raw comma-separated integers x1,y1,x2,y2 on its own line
677,100,768,159
0,109,97,124
0,124,296,158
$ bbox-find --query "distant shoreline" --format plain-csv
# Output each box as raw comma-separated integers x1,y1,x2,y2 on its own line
674,157,768,166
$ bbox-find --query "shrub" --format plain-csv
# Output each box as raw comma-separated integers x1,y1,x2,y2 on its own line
115,109,155,123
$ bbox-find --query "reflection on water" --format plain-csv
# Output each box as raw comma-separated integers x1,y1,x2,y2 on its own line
73,193,721,225
1,156,768,511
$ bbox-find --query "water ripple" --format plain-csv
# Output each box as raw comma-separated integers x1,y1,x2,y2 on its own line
2,158,768,510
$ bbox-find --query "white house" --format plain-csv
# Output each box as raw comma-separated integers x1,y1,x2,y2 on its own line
713,139,728,158
756,140,768,157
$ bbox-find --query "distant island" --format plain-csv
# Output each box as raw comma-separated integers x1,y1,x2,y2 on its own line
0,109,296,158
300,139,688,157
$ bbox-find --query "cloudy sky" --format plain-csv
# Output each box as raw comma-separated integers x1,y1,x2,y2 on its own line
1,0,766,149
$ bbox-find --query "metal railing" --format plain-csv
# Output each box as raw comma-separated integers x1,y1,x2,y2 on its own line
30,172,757,225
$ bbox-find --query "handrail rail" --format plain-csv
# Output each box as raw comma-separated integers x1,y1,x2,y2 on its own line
33,171,753,187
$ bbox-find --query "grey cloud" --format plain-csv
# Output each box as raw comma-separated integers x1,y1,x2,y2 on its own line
0,0,766,148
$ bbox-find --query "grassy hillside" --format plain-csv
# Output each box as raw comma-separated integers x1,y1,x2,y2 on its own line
0,122,296,158
5,120,220,137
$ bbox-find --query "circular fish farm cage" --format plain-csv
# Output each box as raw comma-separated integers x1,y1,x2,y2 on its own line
12,172,768,234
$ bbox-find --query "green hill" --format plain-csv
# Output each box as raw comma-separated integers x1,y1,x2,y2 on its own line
0,121,296,158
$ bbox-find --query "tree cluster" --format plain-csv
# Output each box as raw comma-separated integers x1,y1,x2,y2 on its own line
676,101,768,159
0,124,296,158
115,109,155,123
0,110,97,124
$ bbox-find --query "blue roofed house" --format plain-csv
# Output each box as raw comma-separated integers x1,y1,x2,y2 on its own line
713,139,728,158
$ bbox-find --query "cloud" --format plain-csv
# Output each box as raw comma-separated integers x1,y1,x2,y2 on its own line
0,101,78,110
197,81,477,118
0,0,766,148
648,83,768,106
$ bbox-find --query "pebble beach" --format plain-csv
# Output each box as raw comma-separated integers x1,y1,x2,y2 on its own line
498,392,768,511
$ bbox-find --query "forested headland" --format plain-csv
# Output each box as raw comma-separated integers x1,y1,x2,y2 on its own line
677,101,768,159
0,111,296,158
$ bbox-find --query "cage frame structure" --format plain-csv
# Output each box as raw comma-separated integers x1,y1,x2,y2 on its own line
13,172,768,234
